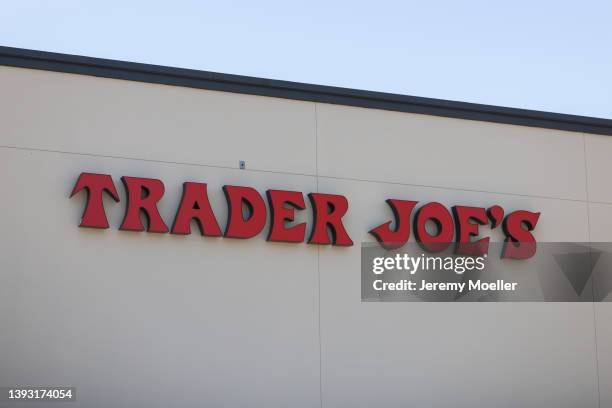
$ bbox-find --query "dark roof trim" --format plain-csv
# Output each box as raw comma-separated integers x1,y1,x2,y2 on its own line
2,45,612,136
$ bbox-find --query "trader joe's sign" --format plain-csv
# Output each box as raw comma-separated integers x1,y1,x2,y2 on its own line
70,172,540,259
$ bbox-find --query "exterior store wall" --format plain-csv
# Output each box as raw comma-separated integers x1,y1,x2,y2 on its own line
1,58,612,407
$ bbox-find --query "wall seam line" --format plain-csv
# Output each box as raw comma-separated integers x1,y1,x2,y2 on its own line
315,103,323,408
0,145,592,204
583,133,601,408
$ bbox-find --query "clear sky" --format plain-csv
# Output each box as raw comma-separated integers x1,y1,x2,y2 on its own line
2,0,611,118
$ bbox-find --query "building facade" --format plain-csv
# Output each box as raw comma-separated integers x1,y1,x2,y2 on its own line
1,47,612,407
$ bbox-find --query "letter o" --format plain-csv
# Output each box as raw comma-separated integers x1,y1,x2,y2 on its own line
414,202,454,252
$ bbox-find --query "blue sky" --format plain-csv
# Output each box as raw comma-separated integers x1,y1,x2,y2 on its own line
2,0,611,118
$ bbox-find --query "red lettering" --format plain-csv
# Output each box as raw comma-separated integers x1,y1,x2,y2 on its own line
119,176,169,233
171,182,221,236
308,193,353,246
502,210,540,259
266,190,306,243
223,185,267,239
452,205,490,256
70,171,541,256
486,205,504,229
369,199,418,250
414,202,454,252
70,172,119,229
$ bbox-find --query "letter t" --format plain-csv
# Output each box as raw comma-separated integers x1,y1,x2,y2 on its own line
70,172,120,228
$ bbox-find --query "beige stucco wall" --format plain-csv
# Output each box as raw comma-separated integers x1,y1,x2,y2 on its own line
1,65,610,407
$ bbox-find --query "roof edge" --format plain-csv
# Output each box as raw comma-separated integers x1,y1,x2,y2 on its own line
1,45,611,136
